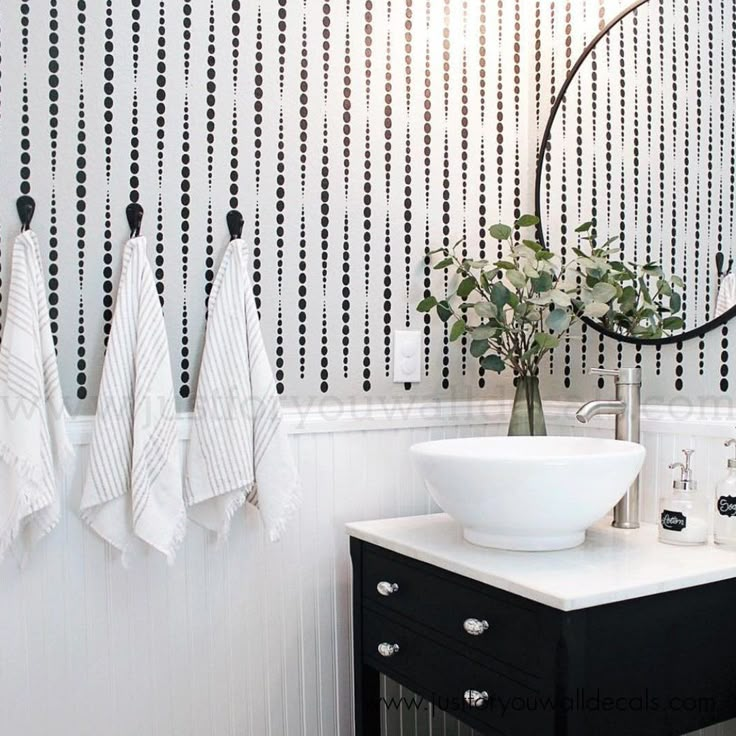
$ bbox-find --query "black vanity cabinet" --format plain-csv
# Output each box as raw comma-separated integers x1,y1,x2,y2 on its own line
350,536,736,736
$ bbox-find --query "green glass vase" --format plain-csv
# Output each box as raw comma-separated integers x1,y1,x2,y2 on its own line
508,376,547,436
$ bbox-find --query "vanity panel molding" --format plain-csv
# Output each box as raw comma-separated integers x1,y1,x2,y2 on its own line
349,515,736,736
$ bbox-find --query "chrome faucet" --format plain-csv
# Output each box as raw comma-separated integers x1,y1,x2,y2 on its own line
575,367,642,529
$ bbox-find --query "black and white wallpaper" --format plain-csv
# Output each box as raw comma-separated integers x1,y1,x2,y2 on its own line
0,0,528,413
0,0,731,413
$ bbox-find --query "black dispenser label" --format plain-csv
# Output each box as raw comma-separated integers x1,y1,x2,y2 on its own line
717,496,736,518
661,510,687,532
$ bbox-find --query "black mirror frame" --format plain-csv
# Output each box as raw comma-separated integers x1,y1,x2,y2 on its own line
534,0,736,347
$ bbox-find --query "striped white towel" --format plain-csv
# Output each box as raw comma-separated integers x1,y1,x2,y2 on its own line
80,236,184,563
185,238,300,541
0,230,73,564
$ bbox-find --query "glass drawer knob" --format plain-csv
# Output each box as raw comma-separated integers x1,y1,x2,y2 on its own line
377,642,400,657
463,618,489,636
377,581,399,596
464,689,489,707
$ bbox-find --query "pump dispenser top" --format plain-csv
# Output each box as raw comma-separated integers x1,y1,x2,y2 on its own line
669,449,697,491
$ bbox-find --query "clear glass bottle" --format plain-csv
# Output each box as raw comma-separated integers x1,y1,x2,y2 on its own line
659,449,708,546
714,439,736,546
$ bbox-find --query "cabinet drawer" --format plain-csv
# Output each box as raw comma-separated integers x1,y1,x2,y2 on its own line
363,608,549,735
363,544,542,675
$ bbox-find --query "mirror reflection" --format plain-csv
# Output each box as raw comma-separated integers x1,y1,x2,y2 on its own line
537,0,736,343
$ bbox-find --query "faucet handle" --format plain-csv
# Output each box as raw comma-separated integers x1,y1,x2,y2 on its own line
590,366,641,385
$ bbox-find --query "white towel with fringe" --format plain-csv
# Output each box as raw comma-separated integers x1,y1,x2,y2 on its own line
80,236,184,563
0,230,73,564
185,238,300,541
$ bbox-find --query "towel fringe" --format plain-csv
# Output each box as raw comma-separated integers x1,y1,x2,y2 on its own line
0,496,27,566
217,488,249,543
0,440,44,486
265,482,302,543
165,507,189,566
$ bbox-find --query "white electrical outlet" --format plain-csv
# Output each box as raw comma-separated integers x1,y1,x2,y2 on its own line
393,330,421,383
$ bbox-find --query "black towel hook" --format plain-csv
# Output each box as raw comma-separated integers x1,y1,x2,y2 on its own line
17,195,35,232
126,202,144,238
717,252,733,281
227,209,244,240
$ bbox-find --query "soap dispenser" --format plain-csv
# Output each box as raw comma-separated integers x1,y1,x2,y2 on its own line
659,449,708,545
714,439,736,546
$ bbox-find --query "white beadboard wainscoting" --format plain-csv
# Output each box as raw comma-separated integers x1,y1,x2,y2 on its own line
1,400,736,736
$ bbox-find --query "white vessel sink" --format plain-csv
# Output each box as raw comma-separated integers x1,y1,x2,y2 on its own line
410,436,646,551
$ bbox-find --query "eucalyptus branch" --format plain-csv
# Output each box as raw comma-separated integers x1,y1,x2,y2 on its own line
417,215,684,377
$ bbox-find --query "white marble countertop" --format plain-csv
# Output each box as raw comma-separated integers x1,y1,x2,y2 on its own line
345,514,736,611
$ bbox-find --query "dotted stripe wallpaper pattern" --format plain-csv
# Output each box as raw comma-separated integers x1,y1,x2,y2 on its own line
0,1,731,414
0,0,528,413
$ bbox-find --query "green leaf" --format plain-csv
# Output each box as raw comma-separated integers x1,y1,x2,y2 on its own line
534,333,560,351
656,279,672,297
591,282,618,303
515,304,541,323
638,277,652,304
449,319,467,341
584,301,611,319
506,269,527,290
495,260,516,270
669,292,682,313
489,223,513,240
619,285,637,313
490,282,510,310
575,221,593,233
416,296,437,313
546,309,572,333
433,257,454,270
549,289,573,308
641,262,664,276
662,316,685,332
436,300,453,322
470,339,490,358
521,344,541,362
472,324,498,340
456,277,477,299
473,302,497,319
480,354,506,373
515,214,540,228
531,272,553,293
522,239,543,252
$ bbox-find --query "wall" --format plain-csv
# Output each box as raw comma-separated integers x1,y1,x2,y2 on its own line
1,402,736,736
0,0,528,414
0,1,731,413
2,2,736,736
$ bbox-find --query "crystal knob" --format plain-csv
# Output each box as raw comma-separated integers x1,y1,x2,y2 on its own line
376,581,399,596
377,642,400,657
463,618,489,636
463,689,489,707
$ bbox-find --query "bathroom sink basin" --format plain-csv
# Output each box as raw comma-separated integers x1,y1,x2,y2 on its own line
410,436,646,551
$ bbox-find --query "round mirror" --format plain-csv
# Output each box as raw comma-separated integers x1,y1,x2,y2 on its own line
536,0,736,345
